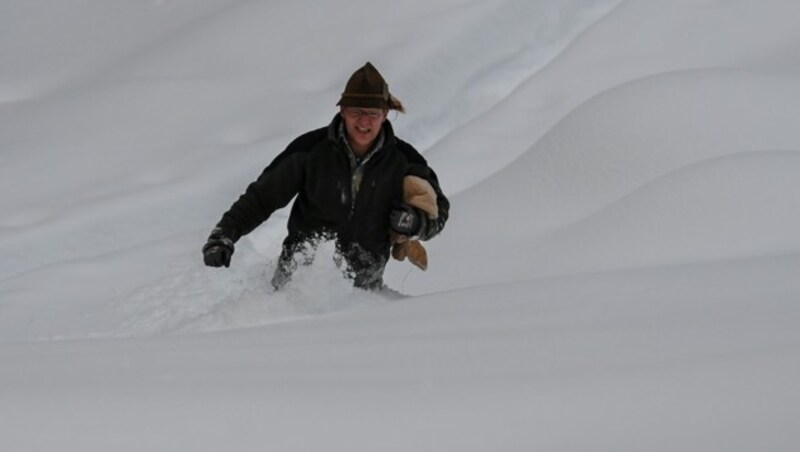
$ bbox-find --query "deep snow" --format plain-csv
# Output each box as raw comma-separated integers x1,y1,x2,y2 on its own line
1,0,799,450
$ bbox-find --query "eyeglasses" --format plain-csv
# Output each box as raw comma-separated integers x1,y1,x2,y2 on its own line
344,108,384,120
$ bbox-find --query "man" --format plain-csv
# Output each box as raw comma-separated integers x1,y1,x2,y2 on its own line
202,62,449,290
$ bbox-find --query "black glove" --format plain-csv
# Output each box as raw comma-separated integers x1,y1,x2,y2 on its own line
202,227,235,268
389,204,422,237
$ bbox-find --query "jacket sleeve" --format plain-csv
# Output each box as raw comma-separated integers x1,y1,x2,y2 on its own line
215,154,305,242
413,165,449,241
400,143,450,241
214,131,321,242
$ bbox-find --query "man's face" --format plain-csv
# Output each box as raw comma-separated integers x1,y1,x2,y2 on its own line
341,107,387,152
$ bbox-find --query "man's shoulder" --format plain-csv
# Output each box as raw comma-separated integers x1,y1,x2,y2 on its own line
264,126,330,171
394,138,427,166
287,125,330,151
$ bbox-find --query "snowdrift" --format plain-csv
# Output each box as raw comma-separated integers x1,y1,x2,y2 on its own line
2,0,800,451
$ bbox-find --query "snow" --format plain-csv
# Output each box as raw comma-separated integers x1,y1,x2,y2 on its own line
1,0,799,450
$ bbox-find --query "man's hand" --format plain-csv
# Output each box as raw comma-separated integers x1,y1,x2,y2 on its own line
202,227,235,268
389,204,422,237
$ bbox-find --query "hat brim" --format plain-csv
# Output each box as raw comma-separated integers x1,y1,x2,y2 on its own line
337,95,390,110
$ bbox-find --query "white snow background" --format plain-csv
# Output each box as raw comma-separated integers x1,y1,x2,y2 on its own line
2,0,800,450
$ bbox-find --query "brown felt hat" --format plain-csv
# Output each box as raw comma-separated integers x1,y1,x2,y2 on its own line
337,62,405,113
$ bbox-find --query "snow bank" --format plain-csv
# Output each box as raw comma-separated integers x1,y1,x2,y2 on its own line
392,67,800,291
2,0,800,450
3,255,799,451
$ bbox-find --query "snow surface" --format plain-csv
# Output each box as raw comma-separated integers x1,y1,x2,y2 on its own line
2,0,800,450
